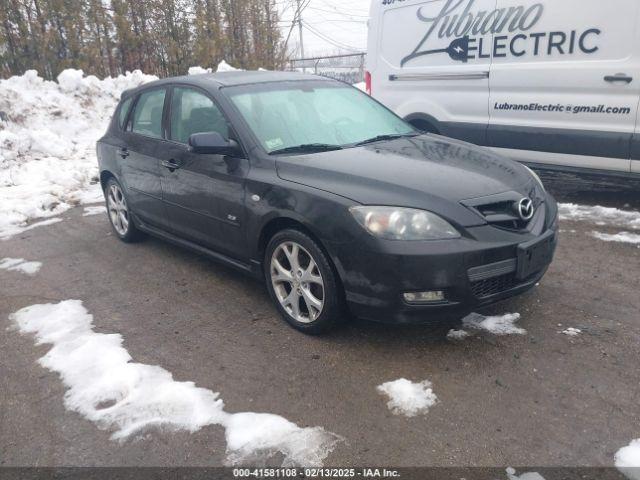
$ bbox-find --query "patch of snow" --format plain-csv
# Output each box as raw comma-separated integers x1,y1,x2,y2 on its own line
462,312,526,335
446,329,470,340
0,257,42,275
216,60,240,72
591,231,640,245
559,204,640,230
83,206,107,217
354,82,366,91
10,300,342,466
561,327,581,337
75,183,105,205
188,66,213,75
376,378,438,417
616,439,640,480
0,217,63,240
506,467,546,480
0,68,156,239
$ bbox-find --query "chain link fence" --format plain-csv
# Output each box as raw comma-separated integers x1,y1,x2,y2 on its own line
286,53,366,85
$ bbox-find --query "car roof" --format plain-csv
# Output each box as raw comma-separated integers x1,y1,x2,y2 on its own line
120,71,336,99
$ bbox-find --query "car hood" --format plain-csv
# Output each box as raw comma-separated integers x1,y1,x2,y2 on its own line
275,134,535,227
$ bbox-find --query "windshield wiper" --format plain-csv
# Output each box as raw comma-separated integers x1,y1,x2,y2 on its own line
354,133,419,147
269,143,343,155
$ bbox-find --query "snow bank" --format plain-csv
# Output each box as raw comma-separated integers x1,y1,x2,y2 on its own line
591,231,640,245
376,378,438,417
616,439,640,480
0,257,42,275
559,203,640,229
10,300,342,466
0,69,156,239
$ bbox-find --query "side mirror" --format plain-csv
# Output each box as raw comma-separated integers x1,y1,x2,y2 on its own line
188,132,241,156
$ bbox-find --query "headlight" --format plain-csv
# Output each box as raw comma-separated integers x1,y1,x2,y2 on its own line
524,165,545,192
350,206,460,240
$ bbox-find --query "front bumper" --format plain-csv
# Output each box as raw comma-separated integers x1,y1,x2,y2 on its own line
330,202,558,325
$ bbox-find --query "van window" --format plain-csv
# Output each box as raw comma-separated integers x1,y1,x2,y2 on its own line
131,89,166,139
118,97,133,130
169,87,229,144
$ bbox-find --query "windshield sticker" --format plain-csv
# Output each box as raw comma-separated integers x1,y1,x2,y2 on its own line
400,1,601,67
265,138,284,150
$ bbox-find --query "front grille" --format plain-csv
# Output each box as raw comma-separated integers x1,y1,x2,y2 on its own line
470,273,518,299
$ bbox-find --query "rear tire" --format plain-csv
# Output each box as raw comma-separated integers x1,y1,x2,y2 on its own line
265,229,344,334
104,178,144,243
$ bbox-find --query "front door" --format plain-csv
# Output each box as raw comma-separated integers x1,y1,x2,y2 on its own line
158,86,249,260
373,0,498,143
488,0,640,173
120,87,168,229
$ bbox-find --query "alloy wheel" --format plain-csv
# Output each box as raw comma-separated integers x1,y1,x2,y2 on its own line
107,183,129,236
270,241,325,323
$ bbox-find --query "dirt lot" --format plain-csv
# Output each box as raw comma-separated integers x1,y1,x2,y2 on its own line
1,172,639,469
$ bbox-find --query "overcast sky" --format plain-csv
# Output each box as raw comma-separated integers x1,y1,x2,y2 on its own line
279,0,371,57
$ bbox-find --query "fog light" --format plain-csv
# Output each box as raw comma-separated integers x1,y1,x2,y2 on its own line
403,290,445,304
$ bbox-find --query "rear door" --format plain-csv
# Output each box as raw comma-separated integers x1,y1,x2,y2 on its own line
488,0,640,173
120,87,169,228
158,86,249,259
371,0,497,143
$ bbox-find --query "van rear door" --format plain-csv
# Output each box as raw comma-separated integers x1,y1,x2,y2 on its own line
488,0,640,173
370,0,497,144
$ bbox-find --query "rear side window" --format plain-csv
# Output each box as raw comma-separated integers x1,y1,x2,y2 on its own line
131,89,166,139
118,97,133,130
169,87,229,144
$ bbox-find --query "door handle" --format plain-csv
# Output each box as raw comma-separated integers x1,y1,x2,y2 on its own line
161,158,183,172
605,73,633,84
118,147,129,159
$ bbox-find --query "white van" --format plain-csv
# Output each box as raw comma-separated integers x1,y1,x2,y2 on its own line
366,0,640,176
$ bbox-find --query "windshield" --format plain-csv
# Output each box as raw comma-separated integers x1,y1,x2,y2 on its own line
225,82,416,153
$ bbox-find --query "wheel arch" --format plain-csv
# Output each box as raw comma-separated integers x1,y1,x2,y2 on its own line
256,215,347,295
404,113,441,134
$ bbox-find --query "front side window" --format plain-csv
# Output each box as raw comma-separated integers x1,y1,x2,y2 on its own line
118,97,133,130
226,82,414,153
131,89,166,139
170,87,229,144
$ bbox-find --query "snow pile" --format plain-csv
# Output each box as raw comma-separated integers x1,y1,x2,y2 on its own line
188,66,213,75
216,60,240,73
0,257,42,275
188,61,241,76
0,68,156,239
10,300,342,466
561,327,581,337
616,439,640,480
591,231,640,245
448,312,526,339
559,204,640,229
376,378,438,417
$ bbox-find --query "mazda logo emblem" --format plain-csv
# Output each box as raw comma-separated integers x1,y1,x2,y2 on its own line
517,197,535,221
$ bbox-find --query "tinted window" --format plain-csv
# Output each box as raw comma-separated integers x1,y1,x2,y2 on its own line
118,97,133,130
131,89,166,138
170,87,229,144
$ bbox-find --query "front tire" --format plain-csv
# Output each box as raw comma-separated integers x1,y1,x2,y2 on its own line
265,229,344,334
105,178,144,243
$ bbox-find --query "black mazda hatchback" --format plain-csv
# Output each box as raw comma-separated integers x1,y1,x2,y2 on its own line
97,71,558,334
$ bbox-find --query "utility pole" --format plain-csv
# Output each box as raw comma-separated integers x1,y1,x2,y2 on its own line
295,0,305,72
